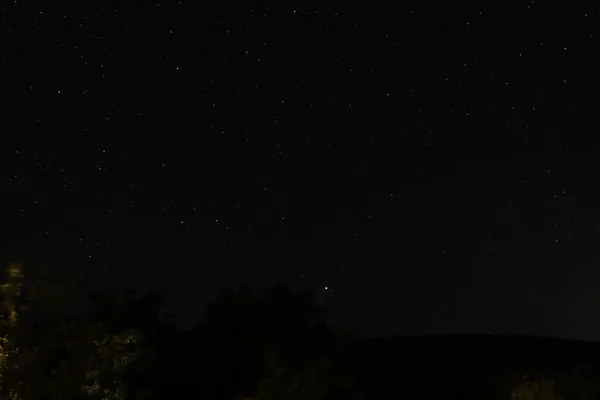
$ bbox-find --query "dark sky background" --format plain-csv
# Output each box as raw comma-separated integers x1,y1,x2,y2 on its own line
2,3,600,340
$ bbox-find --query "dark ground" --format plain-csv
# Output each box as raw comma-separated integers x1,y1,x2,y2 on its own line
335,334,600,399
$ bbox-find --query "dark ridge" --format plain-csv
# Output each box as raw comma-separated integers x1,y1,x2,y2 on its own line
333,335,600,399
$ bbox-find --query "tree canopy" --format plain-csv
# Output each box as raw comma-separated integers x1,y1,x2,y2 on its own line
0,263,357,400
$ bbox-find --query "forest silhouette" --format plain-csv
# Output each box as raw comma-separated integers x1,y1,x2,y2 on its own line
1,261,600,400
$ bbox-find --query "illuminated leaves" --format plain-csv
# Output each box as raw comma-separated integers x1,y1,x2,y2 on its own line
0,263,153,400
511,375,564,400
0,264,25,400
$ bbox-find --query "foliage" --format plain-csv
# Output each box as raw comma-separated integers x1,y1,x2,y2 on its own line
0,263,159,400
510,375,564,400
255,356,354,400
194,283,342,399
0,263,25,400
79,329,141,400
509,368,600,400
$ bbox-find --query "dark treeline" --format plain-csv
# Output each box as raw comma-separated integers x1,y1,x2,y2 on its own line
1,262,600,400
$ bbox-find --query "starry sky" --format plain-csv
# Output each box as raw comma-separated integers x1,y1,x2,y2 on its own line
2,2,600,339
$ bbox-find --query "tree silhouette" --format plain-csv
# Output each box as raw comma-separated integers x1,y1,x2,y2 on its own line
0,261,364,400
181,282,348,400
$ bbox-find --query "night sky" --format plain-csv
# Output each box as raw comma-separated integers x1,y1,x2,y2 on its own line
3,3,600,340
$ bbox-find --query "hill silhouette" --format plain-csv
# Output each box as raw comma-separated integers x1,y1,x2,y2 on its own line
336,334,600,400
